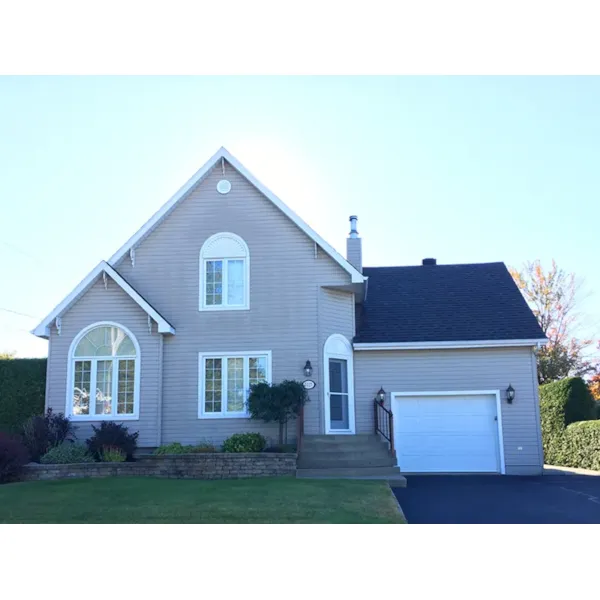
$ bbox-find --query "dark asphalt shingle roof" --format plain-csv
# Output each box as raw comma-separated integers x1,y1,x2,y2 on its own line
355,262,546,344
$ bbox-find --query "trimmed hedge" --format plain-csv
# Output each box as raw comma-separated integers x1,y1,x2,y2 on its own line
556,421,600,471
0,359,46,434
539,377,598,468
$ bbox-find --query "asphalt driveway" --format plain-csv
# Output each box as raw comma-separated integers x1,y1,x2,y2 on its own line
392,475,600,523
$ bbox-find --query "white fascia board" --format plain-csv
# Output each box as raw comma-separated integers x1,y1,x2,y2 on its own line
353,339,549,351
107,147,366,284
31,261,175,338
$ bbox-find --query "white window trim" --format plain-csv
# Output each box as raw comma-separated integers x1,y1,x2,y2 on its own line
65,321,141,421
199,233,250,312
198,351,272,419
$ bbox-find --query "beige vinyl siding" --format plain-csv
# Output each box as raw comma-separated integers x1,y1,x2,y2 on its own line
314,288,355,433
354,347,543,475
112,162,352,445
45,278,161,447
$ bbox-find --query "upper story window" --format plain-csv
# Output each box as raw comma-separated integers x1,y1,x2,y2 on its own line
199,232,250,311
68,322,140,421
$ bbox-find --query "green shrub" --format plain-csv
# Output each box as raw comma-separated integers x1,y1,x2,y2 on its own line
552,421,600,471
86,422,138,461
154,442,189,455
222,433,267,453
192,442,218,453
540,377,598,466
154,442,217,455
100,446,126,462
40,443,95,464
0,358,46,433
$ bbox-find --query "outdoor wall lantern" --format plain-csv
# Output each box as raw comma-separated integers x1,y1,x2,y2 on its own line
377,386,386,404
303,360,313,377
506,384,515,404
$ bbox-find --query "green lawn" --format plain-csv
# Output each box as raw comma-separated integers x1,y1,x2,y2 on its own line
0,477,404,523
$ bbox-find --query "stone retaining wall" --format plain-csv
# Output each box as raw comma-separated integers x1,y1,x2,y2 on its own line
21,453,297,481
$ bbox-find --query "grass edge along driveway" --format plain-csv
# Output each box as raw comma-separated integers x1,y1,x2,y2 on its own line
0,476,405,524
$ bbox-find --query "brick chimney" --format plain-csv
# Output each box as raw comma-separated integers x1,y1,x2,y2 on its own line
346,215,362,272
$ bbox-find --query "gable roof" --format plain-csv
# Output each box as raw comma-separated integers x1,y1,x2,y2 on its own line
354,262,546,346
107,147,365,284
32,262,175,338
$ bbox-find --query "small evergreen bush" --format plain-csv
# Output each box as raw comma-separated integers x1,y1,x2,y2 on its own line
86,422,138,461
40,443,94,464
222,432,267,453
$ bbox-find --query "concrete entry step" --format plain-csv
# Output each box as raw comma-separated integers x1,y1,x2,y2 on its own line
298,434,395,470
302,434,385,444
298,456,396,469
296,466,407,487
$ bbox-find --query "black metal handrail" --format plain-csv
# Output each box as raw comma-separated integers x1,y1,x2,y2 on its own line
374,400,394,453
296,404,305,452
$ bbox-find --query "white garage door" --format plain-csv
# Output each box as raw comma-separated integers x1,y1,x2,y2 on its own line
392,392,502,473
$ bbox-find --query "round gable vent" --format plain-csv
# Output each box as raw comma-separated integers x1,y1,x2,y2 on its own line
217,179,232,194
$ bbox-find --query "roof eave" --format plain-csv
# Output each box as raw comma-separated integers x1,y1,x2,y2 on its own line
107,147,366,284
353,338,549,350
31,262,175,339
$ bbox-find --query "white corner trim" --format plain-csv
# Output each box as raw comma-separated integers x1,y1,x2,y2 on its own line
353,338,548,351
31,261,175,338
106,147,366,284
65,321,141,422
391,390,506,475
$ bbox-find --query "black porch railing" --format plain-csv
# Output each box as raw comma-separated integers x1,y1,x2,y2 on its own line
296,404,305,452
374,400,394,453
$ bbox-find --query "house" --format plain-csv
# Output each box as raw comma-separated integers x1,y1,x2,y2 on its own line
32,147,547,476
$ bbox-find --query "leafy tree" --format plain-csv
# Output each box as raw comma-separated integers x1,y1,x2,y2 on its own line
247,380,307,446
0,351,16,359
589,373,600,401
510,260,597,384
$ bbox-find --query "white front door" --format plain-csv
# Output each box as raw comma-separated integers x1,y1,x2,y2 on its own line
392,392,504,473
323,334,355,434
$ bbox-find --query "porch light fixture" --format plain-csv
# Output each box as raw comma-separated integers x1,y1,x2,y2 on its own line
377,386,386,404
303,360,313,377
506,384,515,404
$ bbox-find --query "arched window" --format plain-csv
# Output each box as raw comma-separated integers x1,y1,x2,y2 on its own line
200,232,250,311
67,323,140,420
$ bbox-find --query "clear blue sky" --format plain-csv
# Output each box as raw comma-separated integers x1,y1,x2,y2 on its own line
1,76,599,357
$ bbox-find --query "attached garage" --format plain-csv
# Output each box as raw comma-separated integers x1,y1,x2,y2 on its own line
392,391,505,474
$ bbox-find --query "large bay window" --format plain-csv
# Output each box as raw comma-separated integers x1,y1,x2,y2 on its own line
198,352,271,418
68,323,140,420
